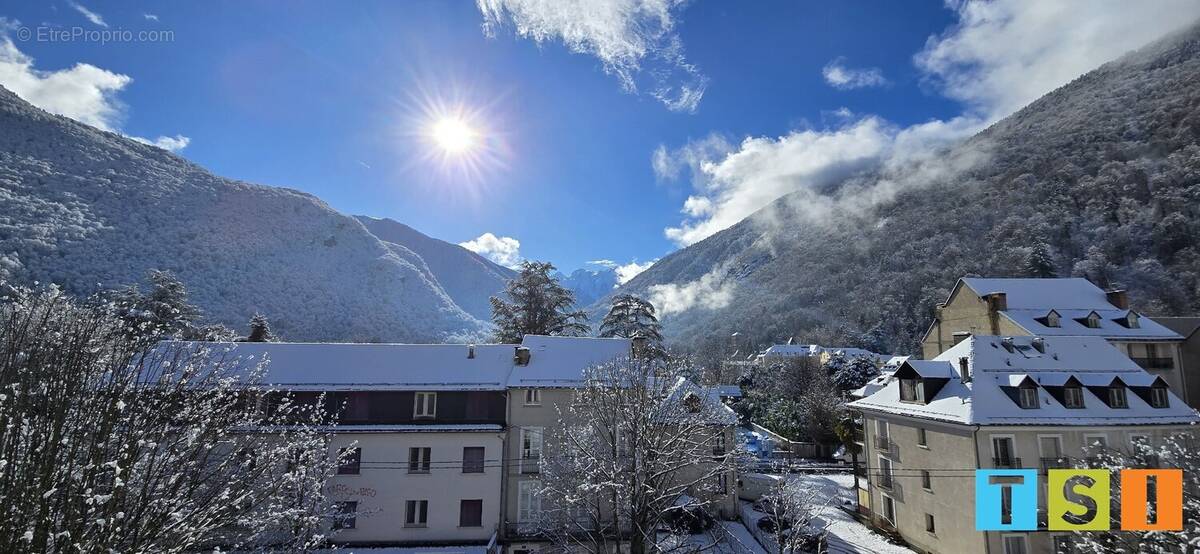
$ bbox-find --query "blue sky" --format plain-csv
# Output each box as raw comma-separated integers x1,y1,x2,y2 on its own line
2,1,1197,279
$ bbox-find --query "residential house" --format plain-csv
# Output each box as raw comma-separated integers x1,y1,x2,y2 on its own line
1155,317,1200,409
848,335,1199,554
921,277,1190,398
202,342,513,549
758,344,888,366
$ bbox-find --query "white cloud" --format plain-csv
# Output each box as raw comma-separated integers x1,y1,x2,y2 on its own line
822,58,887,89
68,1,108,27
0,28,189,151
131,134,191,152
143,13,160,22
476,0,706,113
614,259,655,284
460,232,523,268
648,266,733,316
916,0,1200,120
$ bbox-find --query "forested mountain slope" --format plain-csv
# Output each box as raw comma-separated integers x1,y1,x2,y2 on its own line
609,22,1200,354
355,215,515,320
0,86,485,342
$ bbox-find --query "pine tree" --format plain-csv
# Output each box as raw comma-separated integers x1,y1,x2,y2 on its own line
245,313,274,342
598,294,664,343
830,356,880,391
1023,241,1057,277
490,261,589,343
102,270,202,340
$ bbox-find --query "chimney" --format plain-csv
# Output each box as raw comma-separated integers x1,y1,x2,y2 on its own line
1031,337,1045,353
467,344,475,359
958,357,971,382
1106,289,1129,310
985,292,1008,312
1000,337,1015,353
952,331,971,346
631,335,648,358
514,346,531,366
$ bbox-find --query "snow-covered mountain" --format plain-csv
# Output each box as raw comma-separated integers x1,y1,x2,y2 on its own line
602,22,1200,353
0,85,487,343
355,216,515,320
555,268,619,308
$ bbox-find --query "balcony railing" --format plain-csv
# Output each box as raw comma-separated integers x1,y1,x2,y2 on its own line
1041,457,1071,473
1131,357,1174,370
520,455,540,474
992,457,1022,469
877,476,903,502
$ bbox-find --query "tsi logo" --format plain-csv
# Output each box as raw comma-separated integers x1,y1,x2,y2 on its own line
975,469,1183,531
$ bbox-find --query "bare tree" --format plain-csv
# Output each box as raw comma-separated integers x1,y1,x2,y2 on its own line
756,479,829,554
534,355,739,554
0,286,344,552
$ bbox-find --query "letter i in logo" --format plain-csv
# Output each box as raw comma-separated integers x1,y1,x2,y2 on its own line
976,470,1038,531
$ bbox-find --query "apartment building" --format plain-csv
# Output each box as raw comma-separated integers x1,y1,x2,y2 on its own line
848,335,1199,554
1155,317,1200,408
502,335,738,552
208,341,514,549
921,277,1190,397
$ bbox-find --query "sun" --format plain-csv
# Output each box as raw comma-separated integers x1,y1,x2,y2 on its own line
430,116,477,154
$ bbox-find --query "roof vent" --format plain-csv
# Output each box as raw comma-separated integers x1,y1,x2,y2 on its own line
514,346,531,366
467,344,476,359
958,357,971,382
1000,337,1015,353
1031,337,1045,353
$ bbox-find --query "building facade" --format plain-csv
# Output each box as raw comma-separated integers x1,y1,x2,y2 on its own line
849,335,1199,554
921,277,1190,397
1155,317,1200,409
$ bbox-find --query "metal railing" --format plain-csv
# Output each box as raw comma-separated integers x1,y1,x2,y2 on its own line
992,457,1022,469
520,455,540,474
877,476,903,502
1040,457,1070,473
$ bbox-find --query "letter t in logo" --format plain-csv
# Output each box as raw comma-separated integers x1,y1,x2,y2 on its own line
976,469,1038,531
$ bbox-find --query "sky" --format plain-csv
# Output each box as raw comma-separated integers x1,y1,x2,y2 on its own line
1,1,1198,281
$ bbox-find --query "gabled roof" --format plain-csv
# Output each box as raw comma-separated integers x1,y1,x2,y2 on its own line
162,341,517,390
1156,317,1200,339
949,277,1182,340
507,335,632,387
847,335,1199,426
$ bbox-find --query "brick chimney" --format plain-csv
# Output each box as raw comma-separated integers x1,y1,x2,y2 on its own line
514,346,531,366
1105,289,1129,310
984,292,1007,335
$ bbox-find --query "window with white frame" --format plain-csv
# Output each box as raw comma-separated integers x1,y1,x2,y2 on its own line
521,427,543,472
404,499,428,527
1019,386,1039,409
408,447,431,473
1150,385,1169,408
1108,386,1128,408
518,480,541,522
524,388,541,405
875,419,890,441
414,392,437,418
878,456,894,489
1003,534,1028,554
1063,385,1084,408
881,495,895,525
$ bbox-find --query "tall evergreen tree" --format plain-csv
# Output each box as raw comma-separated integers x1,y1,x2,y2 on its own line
244,313,275,342
102,269,202,340
489,261,589,343
598,294,664,343
1023,241,1057,277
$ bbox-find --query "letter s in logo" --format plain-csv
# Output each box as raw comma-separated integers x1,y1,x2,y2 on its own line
1048,469,1110,530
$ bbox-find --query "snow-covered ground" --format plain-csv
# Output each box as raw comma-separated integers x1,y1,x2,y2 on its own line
786,473,914,554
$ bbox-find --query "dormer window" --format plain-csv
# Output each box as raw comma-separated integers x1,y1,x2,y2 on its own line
1149,385,1169,408
1118,311,1140,329
899,378,923,403
1108,386,1128,409
1018,386,1039,409
1077,311,1102,329
1042,310,1061,328
1063,385,1085,408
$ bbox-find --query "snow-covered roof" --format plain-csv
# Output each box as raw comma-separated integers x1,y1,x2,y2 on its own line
711,384,743,398
760,344,887,360
847,335,1199,426
958,278,1182,340
507,335,632,387
663,377,739,425
163,341,516,390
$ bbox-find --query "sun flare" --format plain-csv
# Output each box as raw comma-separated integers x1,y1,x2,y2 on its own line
430,116,477,154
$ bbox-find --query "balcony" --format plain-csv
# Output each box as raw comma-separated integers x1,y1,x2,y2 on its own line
877,476,903,502
1131,357,1174,371
873,436,893,454
992,457,1023,469
520,455,541,474
1040,457,1071,473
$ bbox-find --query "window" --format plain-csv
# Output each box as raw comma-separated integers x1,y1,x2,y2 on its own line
993,436,1017,467
408,447,431,473
917,427,927,447
1108,386,1128,408
925,513,936,534
1063,386,1084,408
899,378,921,402
338,447,361,475
713,432,727,455
1126,312,1140,329
1045,311,1061,328
1084,312,1101,329
1003,535,1028,554
1084,434,1108,449
462,446,485,473
921,470,932,490
875,420,890,441
1150,386,1169,408
881,495,896,525
1019,386,1039,409
332,501,357,530
524,388,541,405
344,392,369,422
1039,436,1063,467
518,481,541,522
459,499,483,527
405,499,428,527
414,392,437,418
878,456,894,489
1146,343,1158,359
521,427,543,473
